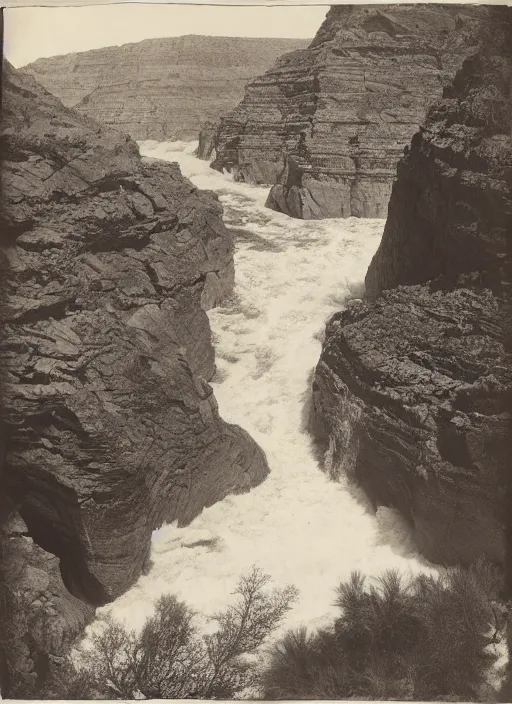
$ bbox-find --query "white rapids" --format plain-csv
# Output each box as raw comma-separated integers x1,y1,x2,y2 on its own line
86,140,436,641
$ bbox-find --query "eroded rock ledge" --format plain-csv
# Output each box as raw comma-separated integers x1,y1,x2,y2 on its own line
211,4,492,219
0,62,268,695
313,10,512,569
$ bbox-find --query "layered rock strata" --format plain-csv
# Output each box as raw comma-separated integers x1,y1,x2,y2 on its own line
25,36,308,142
312,11,512,569
212,4,492,219
0,62,268,694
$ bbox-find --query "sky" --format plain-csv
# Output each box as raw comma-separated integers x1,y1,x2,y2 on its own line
3,4,329,67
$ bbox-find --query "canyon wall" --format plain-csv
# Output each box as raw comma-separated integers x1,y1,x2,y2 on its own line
0,62,268,695
312,8,512,570
211,4,492,219
25,36,309,142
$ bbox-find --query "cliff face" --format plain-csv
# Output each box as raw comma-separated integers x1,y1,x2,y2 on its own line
25,36,309,142
0,62,268,695
0,502,94,697
211,4,492,219
312,10,512,569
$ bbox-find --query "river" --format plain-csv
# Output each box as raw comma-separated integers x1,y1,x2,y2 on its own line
88,140,434,639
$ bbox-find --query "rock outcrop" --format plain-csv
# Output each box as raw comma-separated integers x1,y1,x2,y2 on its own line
312,10,512,570
25,36,309,142
0,501,94,697
211,4,492,219
196,120,219,161
0,61,268,695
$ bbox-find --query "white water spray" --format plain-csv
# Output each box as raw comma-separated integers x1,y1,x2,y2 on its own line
86,140,436,642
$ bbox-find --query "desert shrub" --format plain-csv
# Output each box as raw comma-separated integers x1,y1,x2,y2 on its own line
264,559,506,701
498,613,512,702
47,566,297,699
35,660,100,700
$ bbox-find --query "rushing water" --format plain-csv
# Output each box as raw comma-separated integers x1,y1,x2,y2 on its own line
82,139,436,642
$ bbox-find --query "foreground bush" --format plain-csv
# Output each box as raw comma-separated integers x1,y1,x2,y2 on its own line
42,566,297,699
264,561,506,701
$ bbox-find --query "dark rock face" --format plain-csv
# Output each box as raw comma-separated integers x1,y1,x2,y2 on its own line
366,45,512,296
196,121,219,161
212,4,492,219
25,36,309,142
313,11,512,569
0,501,93,697
0,62,268,694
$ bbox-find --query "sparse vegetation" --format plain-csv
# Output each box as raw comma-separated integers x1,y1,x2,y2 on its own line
43,566,297,699
25,561,511,701
264,560,506,701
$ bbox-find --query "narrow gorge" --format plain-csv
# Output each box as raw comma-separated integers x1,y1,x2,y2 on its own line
209,4,492,219
2,3,512,699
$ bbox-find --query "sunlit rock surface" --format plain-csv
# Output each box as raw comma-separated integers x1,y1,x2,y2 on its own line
24,36,309,142
314,9,512,569
0,62,268,694
212,4,492,219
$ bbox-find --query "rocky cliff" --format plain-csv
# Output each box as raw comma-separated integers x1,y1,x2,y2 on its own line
0,61,268,695
211,4,492,219
312,9,512,571
25,36,309,142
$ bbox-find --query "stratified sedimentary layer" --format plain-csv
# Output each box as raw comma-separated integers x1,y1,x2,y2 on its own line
0,62,268,695
313,9,512,568
25,36,308,141
211,4,492,219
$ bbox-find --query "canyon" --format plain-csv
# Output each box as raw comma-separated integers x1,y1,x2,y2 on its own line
24,36,309,142
0,61,267,696
2,4,512,698
313,7,512,572
210,4,492,219
89,138,432,670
